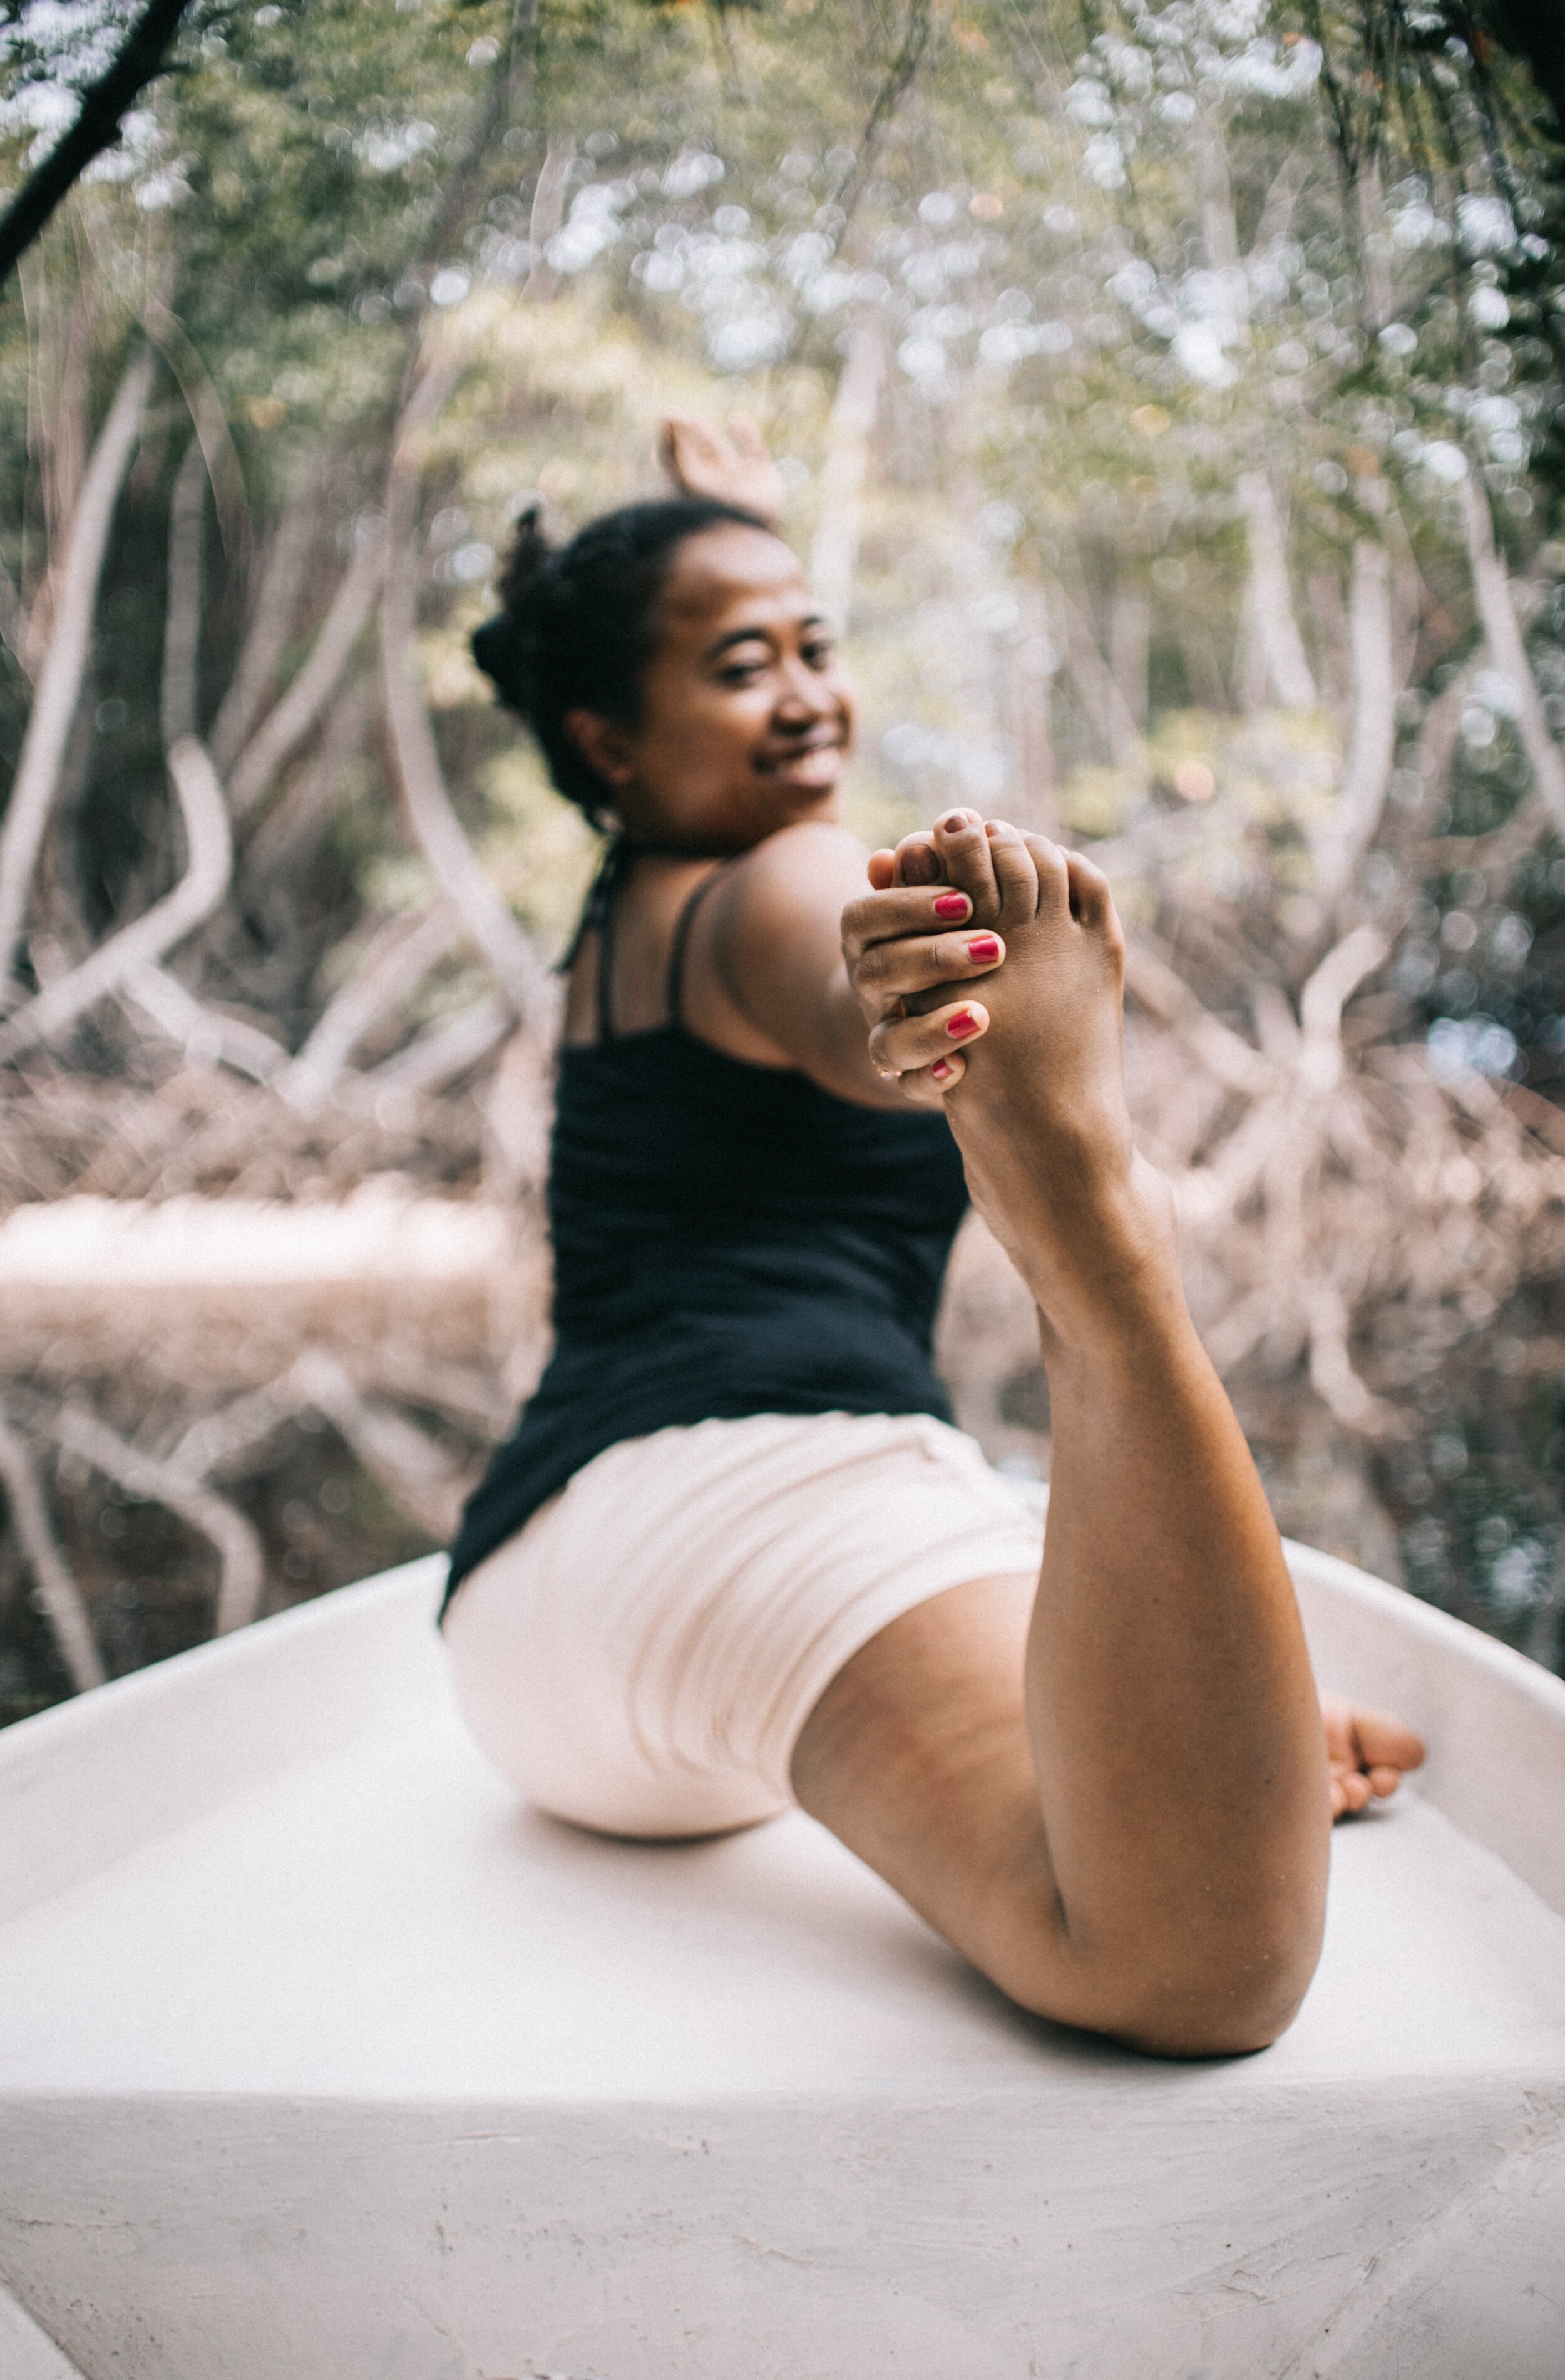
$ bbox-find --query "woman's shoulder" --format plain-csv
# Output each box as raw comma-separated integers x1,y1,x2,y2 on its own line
708,821,870,948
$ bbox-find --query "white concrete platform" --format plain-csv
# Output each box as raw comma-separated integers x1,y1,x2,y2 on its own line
1,1547,1563,2379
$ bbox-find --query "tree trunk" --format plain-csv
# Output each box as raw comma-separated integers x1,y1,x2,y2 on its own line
1314,539,1397,909
808,319,885,631
160,436,207,751
379,368,551,1026
0,348,155,1000
1002,578,1057,834
1462,470,1565,838
1238,471,1318,714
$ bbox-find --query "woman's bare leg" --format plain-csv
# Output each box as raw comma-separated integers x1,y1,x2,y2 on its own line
796,817,1338,2056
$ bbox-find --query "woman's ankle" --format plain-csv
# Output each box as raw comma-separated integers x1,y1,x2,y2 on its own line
1007,1157,1184,1350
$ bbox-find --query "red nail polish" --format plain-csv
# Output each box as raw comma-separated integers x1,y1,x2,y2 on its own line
966,935,1000,963
933,892,970,918
930,1057,955,1083
947,1008,980,1040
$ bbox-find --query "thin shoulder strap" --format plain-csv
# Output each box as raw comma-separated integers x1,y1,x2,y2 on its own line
555,835,631,1045
665,862,729,1030
596,867,620,1044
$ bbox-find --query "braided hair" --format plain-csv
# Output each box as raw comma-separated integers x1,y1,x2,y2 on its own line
471,496,772,828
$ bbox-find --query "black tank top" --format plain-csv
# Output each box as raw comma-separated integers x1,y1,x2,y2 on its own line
443,850,970,1607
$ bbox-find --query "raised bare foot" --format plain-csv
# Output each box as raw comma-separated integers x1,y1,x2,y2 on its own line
1321,1695,1426,1820
876,809,1176,1343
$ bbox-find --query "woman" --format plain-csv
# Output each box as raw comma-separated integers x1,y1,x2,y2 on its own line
444,426,1422,2056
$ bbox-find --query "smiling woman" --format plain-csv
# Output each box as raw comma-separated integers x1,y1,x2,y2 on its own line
442,427,1422,2057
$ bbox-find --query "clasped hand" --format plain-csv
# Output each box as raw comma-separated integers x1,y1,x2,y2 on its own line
841,809,1009,1102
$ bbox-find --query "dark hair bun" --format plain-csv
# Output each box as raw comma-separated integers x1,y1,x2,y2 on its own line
496,501,551,614
470,493,772,826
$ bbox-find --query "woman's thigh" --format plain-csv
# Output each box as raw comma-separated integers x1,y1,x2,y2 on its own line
789,1571,1067,2011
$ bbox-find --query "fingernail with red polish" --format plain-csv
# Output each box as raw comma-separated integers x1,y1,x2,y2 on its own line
966,935,1000,964
947,1008,980,1040
933,892,970,919
930,1057,955,1084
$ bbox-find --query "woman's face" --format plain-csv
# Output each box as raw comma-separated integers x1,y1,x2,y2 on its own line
565,523,857,851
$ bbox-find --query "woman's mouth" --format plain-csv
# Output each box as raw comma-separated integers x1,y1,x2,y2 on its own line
756,736,844,787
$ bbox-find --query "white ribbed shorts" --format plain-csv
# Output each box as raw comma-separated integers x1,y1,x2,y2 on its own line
443,1409,1046,1839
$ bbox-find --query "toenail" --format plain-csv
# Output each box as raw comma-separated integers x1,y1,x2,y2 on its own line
965,935,1000,964
946,1008,980,1039
938,811,969,833
933,892,970,918
930,1057,955,1083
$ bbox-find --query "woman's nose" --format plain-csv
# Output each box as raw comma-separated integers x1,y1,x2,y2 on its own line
773,659,831,719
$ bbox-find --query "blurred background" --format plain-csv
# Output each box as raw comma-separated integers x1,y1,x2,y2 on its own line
1,0,1563,1725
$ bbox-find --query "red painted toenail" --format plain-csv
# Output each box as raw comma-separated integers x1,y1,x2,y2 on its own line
947,1008,980,1040
933,893,970,918
965,935,1000,964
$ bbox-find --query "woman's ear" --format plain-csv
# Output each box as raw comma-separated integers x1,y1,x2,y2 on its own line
563,708,636,791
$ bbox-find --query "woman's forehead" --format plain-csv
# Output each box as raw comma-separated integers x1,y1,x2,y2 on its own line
659,525,812,632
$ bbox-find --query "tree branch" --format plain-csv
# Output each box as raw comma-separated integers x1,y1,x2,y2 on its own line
208,468,318,773
522,134,575,304
0,348,155,1000
1237,471,1318,714
0,0,197,284
1462,469,1565,838
290,1347,469,1539
1122,944,1277,1098
1298,923,1388,1095
808,319,885,632
160,434,206,749
833,0,933,222
0,1408,104,1691
279,901,460,1116
142,295,252,568
364,990,511,1096
379,367,550,1021
227,535,385,822
119,960,287,1082
0,734,232,1061
52,1402,267,1634
1315,538,1398,908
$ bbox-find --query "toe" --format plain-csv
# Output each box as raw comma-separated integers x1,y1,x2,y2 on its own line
893,833,943,888
1352,1704,1427,1775
1322,1695,1425,1822
932,809,1003,923
982,820,1043,921
1017,831,1074,920
1065,848,1115,930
